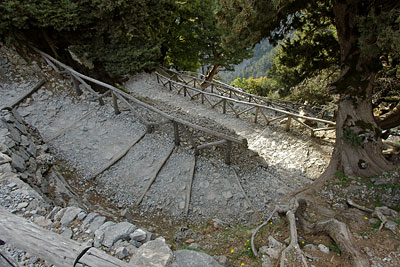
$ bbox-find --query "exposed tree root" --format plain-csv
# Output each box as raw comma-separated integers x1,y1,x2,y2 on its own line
251,198,370,267
347,199,398,231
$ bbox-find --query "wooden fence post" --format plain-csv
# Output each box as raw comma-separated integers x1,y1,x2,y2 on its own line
112,92,120,115
201,92,204,104
156,73,160,83
285,116,292,131
169,81,172,91
98,97,105,106
225,140,232,165
72,76,82,96
254,107,259,124
211,84,214,94
184,86,187,97
222,99,226,114
173,121,180,146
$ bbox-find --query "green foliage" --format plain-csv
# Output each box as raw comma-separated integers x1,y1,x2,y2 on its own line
231,76,278,97
327,239,341,255
343,127,365,148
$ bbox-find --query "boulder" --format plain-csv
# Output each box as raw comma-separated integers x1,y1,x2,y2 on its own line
174,250,222,267
60,207,82,226
129,237,173,267
102,222,136,248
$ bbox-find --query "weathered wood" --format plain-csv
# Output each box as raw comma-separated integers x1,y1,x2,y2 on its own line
225,140,232,165
114,92,151,128
184,156,196,217
136,146,175,205
1,79,46,110
45,110,95,142
313,127,336,132
173,121,180,146
0,207,133,267
222,99,227,114
232,169,257,212
211,99,224,109
91,131,146,180
34,48,244,145
112,92,121,115
155,72,335,126
285,116,292,131
237,106,256,116
72,76,83,96
195,140,227,156
254,107,259,123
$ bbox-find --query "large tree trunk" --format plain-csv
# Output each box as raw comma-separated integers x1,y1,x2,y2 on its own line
201,64,219,88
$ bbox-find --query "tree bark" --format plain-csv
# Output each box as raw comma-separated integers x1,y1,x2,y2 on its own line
201,64,219,88
328,0,395,177
375,101,400,130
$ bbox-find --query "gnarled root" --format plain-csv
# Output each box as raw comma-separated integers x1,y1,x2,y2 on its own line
347,199,399,231
251,198,370,267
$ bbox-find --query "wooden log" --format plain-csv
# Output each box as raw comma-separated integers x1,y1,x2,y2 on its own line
112,92,121,115
195,140,227,156
136,146,175,205
268,115,287,123
184,156,196,217
222,99,227,114
254,107,259,123
313,127,336,132
34,49,243,144
225,140,232,165
114,92,151,128
227,102,240,118
173,121,180,146
233,169,257,213
72,76,83,96
211,99,224,109
285,116,292,132
45,109,95,142
237,106,256,116
259,109,270,125
0,207,132,267
91,131,146,180
1,79,46,110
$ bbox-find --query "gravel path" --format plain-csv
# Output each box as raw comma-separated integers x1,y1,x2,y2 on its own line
1,46,326,225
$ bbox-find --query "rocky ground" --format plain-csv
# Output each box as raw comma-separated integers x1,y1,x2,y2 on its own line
1,44,399,267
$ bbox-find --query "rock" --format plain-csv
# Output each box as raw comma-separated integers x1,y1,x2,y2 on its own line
115,247,129,259
46,206,61,220
17,202,29,209
222,191,233,199
94,230,105,248
130,237,173,267
262,255,273,267
130,229,147,242
214,255,230,267
102,222,136,248
130,240,142,248
0,152,11,164
304,244,317,252
88,216,106,232
61,228,73,239
212,219,229,229
174,250,222,267
82,212,99,228
384,220,397,232
53,208,66,221
33,216,52,227
11,152,25,172
259,236,285,259
60,207,82,226
188,243,201,249
318,244,330,254
77,211,87,221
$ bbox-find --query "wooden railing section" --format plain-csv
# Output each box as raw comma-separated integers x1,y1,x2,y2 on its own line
33,48,246,165
155,69,336,137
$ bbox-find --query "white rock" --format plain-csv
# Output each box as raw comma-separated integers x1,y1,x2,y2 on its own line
318,244,330,254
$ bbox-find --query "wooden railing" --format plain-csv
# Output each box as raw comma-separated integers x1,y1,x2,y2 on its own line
33,48,247,165
155,70,336,137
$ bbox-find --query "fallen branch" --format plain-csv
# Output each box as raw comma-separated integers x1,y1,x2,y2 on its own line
232,169,257,213
1,79,46,110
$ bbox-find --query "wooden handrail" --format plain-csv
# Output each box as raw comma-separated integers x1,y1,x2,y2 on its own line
33,48,245,146
156,72,336,126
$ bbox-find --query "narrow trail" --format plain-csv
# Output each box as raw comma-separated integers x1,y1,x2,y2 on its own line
1,48,328,225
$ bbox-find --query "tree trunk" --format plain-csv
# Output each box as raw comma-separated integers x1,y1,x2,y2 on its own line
201,64,219,88
333,90,394,177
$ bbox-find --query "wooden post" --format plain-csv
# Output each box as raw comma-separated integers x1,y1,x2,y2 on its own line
173,121,180,146
193,80,196,88
249,96,252,102
254,107,259,124
112,92,120,115
225,140,232,165
310,129,315,138
169,81,172,91
285,116,292,132
72,76,82,96
222,99,226,114
211,84,214,93
184,86,187,97
229,90,232,98
98,97,105,106
156,73,160,83
201,92,204,104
